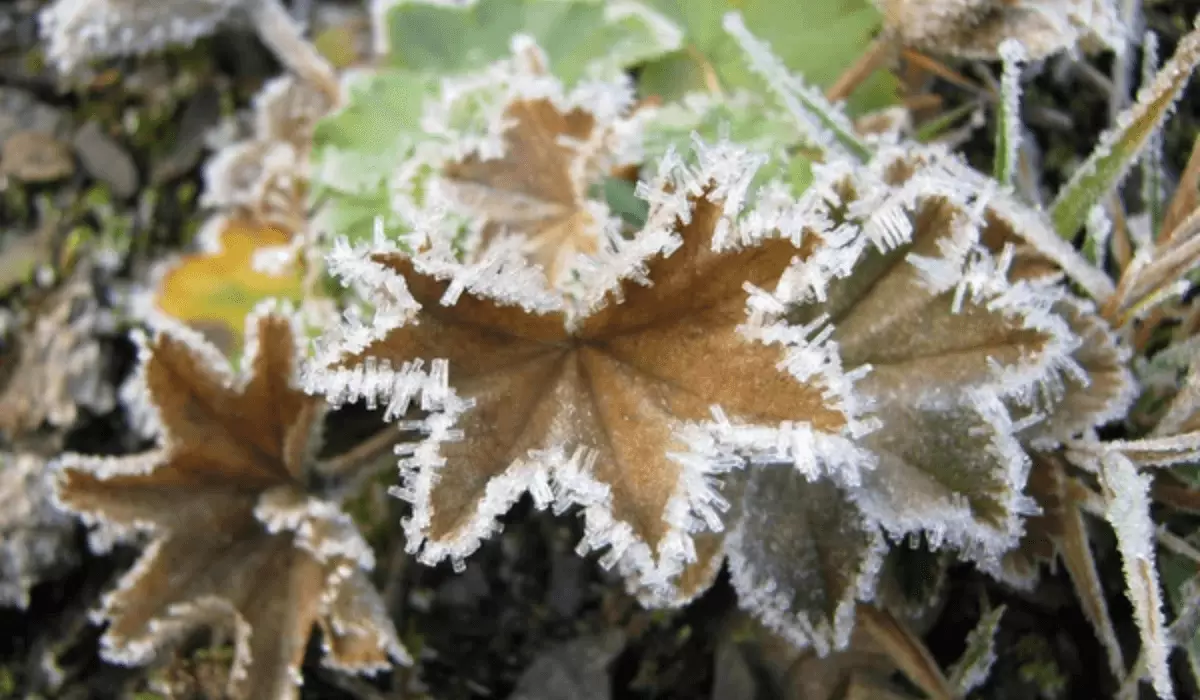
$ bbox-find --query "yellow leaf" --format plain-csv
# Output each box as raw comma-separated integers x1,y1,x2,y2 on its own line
155,218,304,356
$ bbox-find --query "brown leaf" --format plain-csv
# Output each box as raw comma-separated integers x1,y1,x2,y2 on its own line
441,98,609,284
856,604,954,700
55,307,406,699
318,146,855,601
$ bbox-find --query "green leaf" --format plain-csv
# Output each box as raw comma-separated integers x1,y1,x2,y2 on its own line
310,69,435,243
1050,18,1200,240
641,92,814,195
312,69,432,171
596,177,649,228
385,0,681,83
639,0,897,114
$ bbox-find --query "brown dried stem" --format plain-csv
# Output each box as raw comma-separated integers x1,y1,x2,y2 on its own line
317,423,408,478
249,0,340,102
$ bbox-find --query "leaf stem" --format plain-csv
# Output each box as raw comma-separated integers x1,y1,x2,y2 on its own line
250,0,341,102
317,422,406,478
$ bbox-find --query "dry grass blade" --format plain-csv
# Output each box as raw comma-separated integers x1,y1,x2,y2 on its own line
856,604,954,700
1105,207,1200,326
1161,135,1200,239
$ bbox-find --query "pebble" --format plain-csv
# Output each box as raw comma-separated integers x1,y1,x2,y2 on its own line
72,121,140,198
0,130,73,181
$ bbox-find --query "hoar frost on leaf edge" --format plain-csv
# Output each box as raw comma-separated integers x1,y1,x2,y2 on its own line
307,138,884,602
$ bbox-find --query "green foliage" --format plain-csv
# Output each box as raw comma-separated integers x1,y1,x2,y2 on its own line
311,70,433,245
641,93,814,195
639,0,896,114
1050,18,1200,239
384,0,681,83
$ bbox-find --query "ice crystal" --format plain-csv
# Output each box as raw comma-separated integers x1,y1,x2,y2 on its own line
875,0,1125,60
0,452,78,609
309,131,1096,652
54,304,407,699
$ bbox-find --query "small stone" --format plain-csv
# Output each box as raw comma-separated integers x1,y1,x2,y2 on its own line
0,87,70,143
71,121,139,198
0,130,73,182
151,85,221,184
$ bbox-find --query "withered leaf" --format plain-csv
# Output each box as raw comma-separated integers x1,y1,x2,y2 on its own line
315,139,1090,652
56,306,406,699
315,142,860,606
441,97,611,284
424,43,642,287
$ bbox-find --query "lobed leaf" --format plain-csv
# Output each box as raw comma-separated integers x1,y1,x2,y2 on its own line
382,0,681,83
641,0,897,113
55,307,406,699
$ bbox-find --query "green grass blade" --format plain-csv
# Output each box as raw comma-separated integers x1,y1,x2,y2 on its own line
1051,15,1200,240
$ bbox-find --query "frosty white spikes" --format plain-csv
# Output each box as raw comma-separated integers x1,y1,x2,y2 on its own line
310,132,1098,653
53,303,408,700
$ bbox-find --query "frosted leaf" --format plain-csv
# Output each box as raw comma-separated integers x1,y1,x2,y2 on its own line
310,139,873,602
768,146,1087,568
203,140,307,228
428,44,642,285
318,569,410,670
876,0,1125,60
854,390,1033,568
54,305,408,700
726,467,884,656
0,269,116,438
255,75,337,149
39,0,240,73
204,75,336,231
0,452,78,609
1012,296,1137,449
1095,451,1174,699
